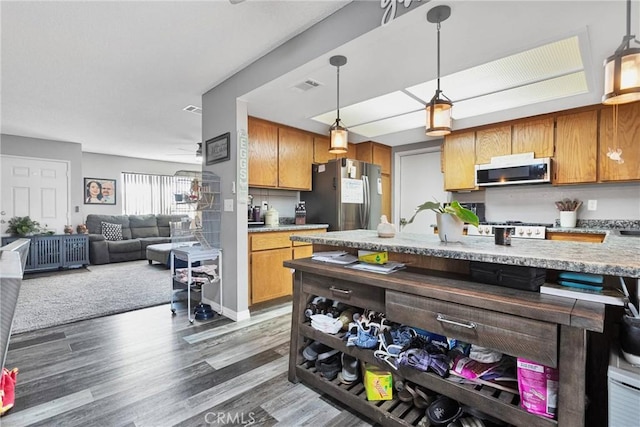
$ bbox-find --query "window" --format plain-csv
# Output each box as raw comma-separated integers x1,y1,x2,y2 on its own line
122,172,192,215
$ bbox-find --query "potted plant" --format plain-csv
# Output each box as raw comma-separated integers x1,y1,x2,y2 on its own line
405,200,479,242
6,216,42,236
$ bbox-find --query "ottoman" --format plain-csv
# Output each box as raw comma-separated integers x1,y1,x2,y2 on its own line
146,242,196,267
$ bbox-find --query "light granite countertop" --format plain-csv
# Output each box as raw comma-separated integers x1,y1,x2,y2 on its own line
289,229,640,278
248,224,328,233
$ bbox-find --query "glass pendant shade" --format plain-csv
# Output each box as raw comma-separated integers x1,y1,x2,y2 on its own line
329,120,348,153
425,96,452,136
603,47,640,105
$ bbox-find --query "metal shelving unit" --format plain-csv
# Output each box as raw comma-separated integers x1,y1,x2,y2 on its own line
170,170,222,322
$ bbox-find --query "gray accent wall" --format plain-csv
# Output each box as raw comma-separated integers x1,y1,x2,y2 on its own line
201,1,422,319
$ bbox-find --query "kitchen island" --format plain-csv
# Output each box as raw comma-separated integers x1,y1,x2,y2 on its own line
285,230,638,427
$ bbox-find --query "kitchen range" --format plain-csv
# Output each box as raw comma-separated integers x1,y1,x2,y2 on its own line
467,221,553,240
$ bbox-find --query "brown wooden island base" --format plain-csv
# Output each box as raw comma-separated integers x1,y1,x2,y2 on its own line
285,257,605,427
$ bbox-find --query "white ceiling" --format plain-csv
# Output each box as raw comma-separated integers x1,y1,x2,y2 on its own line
2,1,637,165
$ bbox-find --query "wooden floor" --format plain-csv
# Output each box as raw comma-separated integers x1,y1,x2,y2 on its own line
3,300,376,427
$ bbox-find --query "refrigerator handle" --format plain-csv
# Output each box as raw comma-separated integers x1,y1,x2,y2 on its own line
362,175,370,229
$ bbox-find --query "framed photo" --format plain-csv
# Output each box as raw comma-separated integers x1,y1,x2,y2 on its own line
205,132,230,165
84,178,116,205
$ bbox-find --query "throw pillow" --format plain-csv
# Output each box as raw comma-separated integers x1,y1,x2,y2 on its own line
101,222,123,241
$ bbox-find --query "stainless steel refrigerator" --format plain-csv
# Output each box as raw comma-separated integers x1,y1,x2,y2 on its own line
301,158,382,231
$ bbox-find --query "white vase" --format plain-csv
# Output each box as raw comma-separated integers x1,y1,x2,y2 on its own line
436,213,464,242
560,211,577,228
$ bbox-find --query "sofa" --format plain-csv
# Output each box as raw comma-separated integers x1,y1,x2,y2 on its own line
86,214,188,265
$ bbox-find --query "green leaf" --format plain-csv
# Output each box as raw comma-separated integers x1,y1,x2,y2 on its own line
403,200,479,228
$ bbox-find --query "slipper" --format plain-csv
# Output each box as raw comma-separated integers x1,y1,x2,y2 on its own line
0,368,18,416
397,383,432,408
426,395,463,427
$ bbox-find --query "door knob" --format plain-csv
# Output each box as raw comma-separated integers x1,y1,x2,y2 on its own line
0,220,5,224
399,218,407,227
0,211,5,215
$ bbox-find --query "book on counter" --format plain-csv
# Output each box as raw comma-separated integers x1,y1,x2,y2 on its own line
347,261,406,274
311,251,358,265
539,282,625,306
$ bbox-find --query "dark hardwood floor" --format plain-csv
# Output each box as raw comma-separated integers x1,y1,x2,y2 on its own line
3,300,375,426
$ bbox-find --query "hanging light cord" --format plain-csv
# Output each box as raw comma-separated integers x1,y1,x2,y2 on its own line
336,65,341,123
436,20,441,94
616,0,639,52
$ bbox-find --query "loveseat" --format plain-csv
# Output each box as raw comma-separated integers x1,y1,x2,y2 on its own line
86,214,188,265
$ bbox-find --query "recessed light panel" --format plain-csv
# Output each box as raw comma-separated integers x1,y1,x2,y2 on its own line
407,36,584,103
350,110,424,138
312,91,423,127
452,71,588,119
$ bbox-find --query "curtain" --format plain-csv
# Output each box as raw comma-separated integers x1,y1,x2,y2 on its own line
122,173,191,215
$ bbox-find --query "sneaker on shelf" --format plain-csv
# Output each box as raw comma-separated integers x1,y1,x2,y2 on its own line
315,351,342,381
302,341,333,362
338,353,359,384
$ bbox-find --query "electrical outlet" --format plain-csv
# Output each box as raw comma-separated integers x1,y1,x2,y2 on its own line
262,201,268,210
587,199,597,211
224,199,234,212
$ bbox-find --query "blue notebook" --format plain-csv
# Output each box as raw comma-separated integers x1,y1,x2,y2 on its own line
558,280,603,292
558,272,604,284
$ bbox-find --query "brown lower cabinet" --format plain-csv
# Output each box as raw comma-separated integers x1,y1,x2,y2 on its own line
248,228,325,305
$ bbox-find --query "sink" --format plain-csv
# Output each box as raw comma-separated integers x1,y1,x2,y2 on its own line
619,230,640,237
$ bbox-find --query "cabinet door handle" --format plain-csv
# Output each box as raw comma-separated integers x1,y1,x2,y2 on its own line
436,313,477,329
329,286,352,297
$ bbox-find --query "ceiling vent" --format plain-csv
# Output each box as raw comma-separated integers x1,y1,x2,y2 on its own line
183,105,202,115
291,79,322,93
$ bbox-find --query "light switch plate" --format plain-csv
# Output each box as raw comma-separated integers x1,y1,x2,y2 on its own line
224,199,234,212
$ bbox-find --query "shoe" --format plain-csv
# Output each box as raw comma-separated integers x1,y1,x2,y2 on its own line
302,341,332,362
338,353,359,384
316,352,342,381
425,396,463,427
0,368,18,416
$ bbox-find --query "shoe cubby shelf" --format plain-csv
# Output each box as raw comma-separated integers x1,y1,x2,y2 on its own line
299,322,556,427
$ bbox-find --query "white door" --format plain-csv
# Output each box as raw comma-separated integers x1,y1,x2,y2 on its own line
1,155,69,235
395,148,449,234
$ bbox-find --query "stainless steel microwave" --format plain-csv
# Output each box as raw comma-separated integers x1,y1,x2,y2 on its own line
475,157,551,187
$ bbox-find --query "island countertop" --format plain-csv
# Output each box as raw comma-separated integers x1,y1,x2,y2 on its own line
289,229,640,278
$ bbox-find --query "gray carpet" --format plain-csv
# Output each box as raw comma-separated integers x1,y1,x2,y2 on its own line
12,260,173,334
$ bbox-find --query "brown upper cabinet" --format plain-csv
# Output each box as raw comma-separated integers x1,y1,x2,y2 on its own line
599,102,640,182
443,131,476,191
553,110,598,185
248,118,278,187
248,117,313,190
313,136,356,164
474,118,553,165
512,117,554,158
475,125,511,164
356,141,391,174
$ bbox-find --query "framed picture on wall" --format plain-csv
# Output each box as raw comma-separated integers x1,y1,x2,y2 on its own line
205,132,230,165
84,178,116,205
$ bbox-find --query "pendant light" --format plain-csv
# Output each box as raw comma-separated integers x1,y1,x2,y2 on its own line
329,55,348,154
425,5,453,136
602,0,640,105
